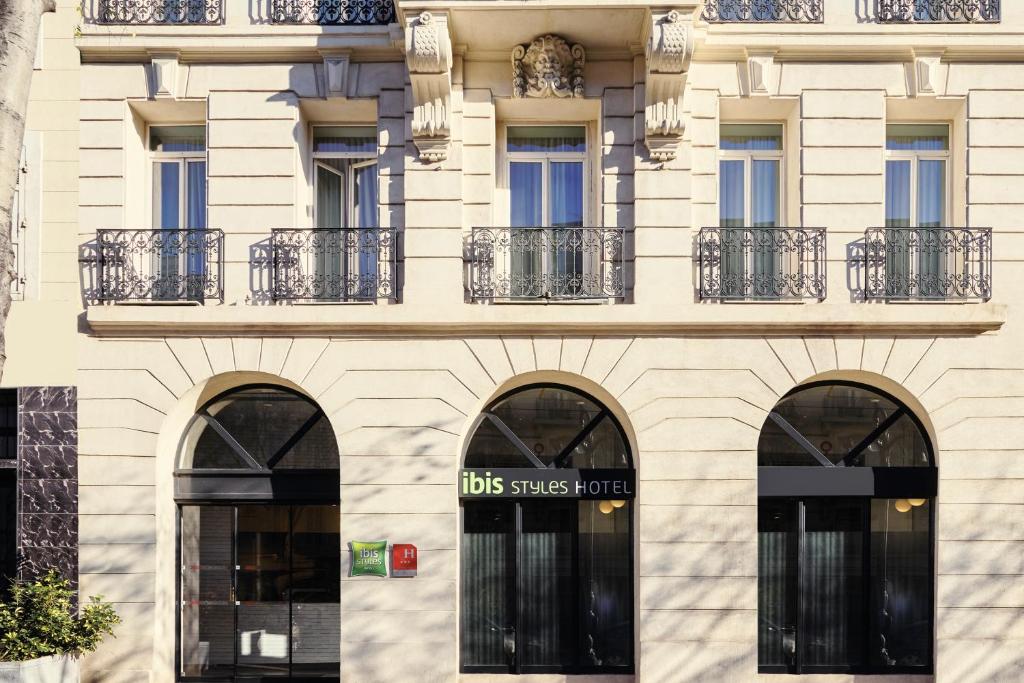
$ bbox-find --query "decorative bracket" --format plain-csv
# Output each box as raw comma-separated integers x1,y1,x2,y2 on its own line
147,53,183,99
910,50,944,97
321,51,351,98
644,10,692,162
405,11,453,163
745,50,777,96
513,34,585,99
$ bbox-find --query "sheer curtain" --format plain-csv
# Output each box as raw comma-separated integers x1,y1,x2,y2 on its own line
885,160,912,296
510,162,543,297
719,159,745,296
315,163,344,299
751,159,780,295
917,160,946,293
186,160,206,297
550,161,584,293
353,163,379,294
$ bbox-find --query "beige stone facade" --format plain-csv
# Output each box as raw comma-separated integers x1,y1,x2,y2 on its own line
11,0,1024,681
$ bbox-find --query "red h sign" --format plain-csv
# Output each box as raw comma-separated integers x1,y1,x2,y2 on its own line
391,544,417,577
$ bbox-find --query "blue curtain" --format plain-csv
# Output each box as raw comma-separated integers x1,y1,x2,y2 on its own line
315,163,344,298
719,160,745,296
885,160,912,296
186,161,206,294
354,163,379,290
510,162,543,296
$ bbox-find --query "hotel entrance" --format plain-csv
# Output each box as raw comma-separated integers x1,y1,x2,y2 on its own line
174,385,340,682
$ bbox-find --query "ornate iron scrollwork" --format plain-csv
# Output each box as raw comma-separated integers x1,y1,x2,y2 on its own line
698,227,827,300
878,0,1000,22
97,0,222,24
864,227,992,301
469,227,624,301
269,0,395,24
95,229,223,302
702,0,823,22
270,228,397,302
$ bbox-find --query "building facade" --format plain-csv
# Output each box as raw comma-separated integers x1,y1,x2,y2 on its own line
7,0,1024,681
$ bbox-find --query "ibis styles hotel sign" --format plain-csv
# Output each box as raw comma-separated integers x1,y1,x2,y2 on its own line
459,469,635,499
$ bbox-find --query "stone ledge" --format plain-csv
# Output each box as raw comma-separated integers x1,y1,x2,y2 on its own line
85,302,1007,337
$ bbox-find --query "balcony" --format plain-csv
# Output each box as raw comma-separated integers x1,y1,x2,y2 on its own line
701,0,823,22
270,228,397,303
698,227,827,301
95,229,223,303
268,0,396,24
878,0,1000,23
864,227,992,301
95,0,223,24
469,227,625,302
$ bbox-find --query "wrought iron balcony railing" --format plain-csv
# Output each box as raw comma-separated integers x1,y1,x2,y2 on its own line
96,229,223,303
878,0,999,22
270,228,397,302
701,0,823,22
864,227,992,301
96,0,223,24
269,0,396,24
698,227,827,301
469,227,625,301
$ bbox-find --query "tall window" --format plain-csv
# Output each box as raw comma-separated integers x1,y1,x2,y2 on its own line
177,385,340,681
460,385,633,674
884,124,950,296
719,123,784,297
507,125,587,297
311,126,379,298
150,125,207,299
758,382,935,675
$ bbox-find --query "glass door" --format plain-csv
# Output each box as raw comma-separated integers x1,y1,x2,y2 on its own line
179,504,340,681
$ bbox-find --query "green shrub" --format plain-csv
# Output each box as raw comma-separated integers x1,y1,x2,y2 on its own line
0,571,120,662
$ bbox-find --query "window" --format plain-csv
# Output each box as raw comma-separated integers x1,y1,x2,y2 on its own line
506,125,588,298
884,124,950,297
719,124,784,297
150,125,207,300
311,126,380,298
461,385,633,674
758,382,935,675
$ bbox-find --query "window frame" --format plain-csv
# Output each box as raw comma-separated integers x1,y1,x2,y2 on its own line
884,122,952,229
310,124,379,230
504,124,590,229
718,121,786,229
459,383,635,676
148,124,208,231
757,380,936,676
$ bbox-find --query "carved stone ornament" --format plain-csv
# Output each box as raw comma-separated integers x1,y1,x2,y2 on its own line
512,35,585,99
148,53,182,99
910,51,944,96
405,11,453,162
644,10,692,162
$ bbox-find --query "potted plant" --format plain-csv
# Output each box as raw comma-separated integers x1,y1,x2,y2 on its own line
0,571,120,683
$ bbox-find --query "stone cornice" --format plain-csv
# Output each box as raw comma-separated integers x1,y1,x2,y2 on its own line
86,303,1007,338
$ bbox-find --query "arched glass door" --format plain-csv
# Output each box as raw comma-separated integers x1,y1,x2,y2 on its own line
757,382,935,675
460,384,634,675
176,385,340,682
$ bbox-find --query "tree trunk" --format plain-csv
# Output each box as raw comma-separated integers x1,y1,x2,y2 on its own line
0,0,56,383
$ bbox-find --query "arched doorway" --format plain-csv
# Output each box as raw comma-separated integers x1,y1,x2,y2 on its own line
459,384,634,675
757,381,936,675
175,385,340,681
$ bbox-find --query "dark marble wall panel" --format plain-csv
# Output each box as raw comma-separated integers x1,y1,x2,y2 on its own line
17,387,78,592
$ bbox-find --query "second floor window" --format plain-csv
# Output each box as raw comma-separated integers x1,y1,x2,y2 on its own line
150,125,207,300
507,125,587,298
884,124,950,297
718,123,784,298
311,126,380,297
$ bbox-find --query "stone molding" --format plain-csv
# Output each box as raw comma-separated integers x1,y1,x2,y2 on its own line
147,52,183,99
512,34,585,99
644,10,692,161
910,49,945,96
405,11,453,162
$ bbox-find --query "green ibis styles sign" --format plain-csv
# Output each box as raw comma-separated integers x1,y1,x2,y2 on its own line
458,469,635,500
349,540,387,577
